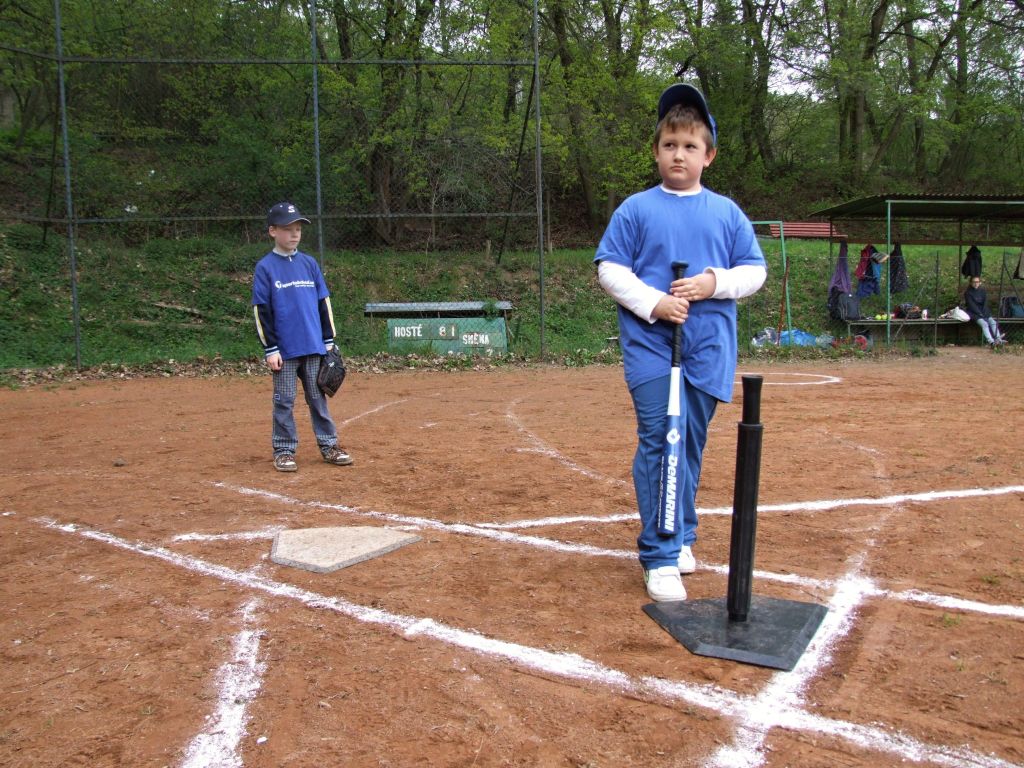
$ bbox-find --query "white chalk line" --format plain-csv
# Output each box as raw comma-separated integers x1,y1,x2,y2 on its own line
174,526,286,543
708,573,870,768
180,598,266,768
735,371,841,386
483,484,1024,528
505,400,627,485
493,405,1015,765
8,379,1012,764
177,512,1024,623
701,484,1024,516
209,483,1024,623
708,541,888,766
501,378,1019,529
478,511,638,528
503,399,1019,522
710,443,926,767
27,515,1018,768
718,436,1024,768
501,377,834,491
882,588,1024,619
0,401,409,491
213,482,634,561
337,398,408,428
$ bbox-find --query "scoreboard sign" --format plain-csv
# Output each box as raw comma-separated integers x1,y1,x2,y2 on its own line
386,317,508,355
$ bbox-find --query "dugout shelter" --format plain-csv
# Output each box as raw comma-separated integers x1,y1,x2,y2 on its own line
809,194,1024,344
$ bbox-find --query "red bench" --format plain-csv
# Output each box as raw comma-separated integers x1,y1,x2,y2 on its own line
768,222,847,240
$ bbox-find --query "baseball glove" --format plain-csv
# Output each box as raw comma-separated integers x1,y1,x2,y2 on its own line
317,346,347,397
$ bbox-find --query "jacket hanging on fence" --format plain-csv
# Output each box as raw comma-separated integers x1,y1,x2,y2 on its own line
855,244,874,279
960,245,982,278
856,244,881,297
888,243,909,293
826,240,853,320
829,240,852,294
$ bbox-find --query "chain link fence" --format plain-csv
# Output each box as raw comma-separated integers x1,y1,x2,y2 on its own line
1,0,546,368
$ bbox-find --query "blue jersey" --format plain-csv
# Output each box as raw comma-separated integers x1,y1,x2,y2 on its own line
252,250,331,360
594,186,764,401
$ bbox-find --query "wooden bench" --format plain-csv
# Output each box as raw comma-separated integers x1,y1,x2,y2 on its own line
846,317,1024,345
364,301,513,355
768,222,847,240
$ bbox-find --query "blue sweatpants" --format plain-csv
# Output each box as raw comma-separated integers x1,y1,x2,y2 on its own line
630,374,717,569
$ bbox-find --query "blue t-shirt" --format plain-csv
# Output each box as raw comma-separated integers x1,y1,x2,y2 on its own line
251,250,330,359
594,186,765,402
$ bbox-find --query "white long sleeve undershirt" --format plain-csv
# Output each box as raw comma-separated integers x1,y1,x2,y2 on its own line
597,260,767,323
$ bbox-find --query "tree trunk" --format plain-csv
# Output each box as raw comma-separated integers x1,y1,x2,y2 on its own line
548,0,598,224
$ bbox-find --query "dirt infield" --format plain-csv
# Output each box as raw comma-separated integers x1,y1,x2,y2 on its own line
2,349,1022,768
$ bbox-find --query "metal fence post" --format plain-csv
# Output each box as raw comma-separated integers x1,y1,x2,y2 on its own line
54,0,82,369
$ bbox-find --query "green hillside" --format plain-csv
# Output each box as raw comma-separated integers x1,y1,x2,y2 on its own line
2,222,1009,373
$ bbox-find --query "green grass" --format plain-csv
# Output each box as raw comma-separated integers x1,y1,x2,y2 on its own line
941,613,963,628
1,222,1011,371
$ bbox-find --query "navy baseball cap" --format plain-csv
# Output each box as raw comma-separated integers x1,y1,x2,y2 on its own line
657,83,717,146
267,202,311,226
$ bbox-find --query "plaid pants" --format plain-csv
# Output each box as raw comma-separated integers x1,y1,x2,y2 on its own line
271,355,338,456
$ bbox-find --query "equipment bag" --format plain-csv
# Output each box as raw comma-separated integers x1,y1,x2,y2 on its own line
1000,296,1024,318
835,292,861,322
897,302,922,319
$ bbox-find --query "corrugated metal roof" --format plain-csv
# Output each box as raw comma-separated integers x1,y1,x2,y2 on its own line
810,194,1024,222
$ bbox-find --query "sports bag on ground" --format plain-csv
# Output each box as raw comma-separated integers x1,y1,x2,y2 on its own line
317,346,347,397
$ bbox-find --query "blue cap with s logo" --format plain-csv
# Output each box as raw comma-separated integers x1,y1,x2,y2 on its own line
267,202,311,226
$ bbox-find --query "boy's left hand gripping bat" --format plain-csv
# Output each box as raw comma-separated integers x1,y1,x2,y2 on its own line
656,260,688,536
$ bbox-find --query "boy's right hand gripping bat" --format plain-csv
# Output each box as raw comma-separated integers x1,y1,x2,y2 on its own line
656,261,689,536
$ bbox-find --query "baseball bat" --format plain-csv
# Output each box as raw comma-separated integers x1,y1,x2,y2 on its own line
656,260,689,536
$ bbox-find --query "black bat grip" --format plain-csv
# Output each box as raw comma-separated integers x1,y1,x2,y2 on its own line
669,261,688,367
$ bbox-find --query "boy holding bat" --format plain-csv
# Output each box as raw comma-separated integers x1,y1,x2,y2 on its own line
594,84,766,602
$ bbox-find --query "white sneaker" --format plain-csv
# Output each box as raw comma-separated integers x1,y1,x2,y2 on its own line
644,566,687,602
677,545,696,574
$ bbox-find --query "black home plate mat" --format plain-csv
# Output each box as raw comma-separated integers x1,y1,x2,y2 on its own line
643,595,828,671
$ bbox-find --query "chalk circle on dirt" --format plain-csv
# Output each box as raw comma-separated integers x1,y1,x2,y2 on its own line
736,371,840,386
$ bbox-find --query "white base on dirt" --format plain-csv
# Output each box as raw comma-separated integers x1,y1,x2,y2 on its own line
271,526,420,573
